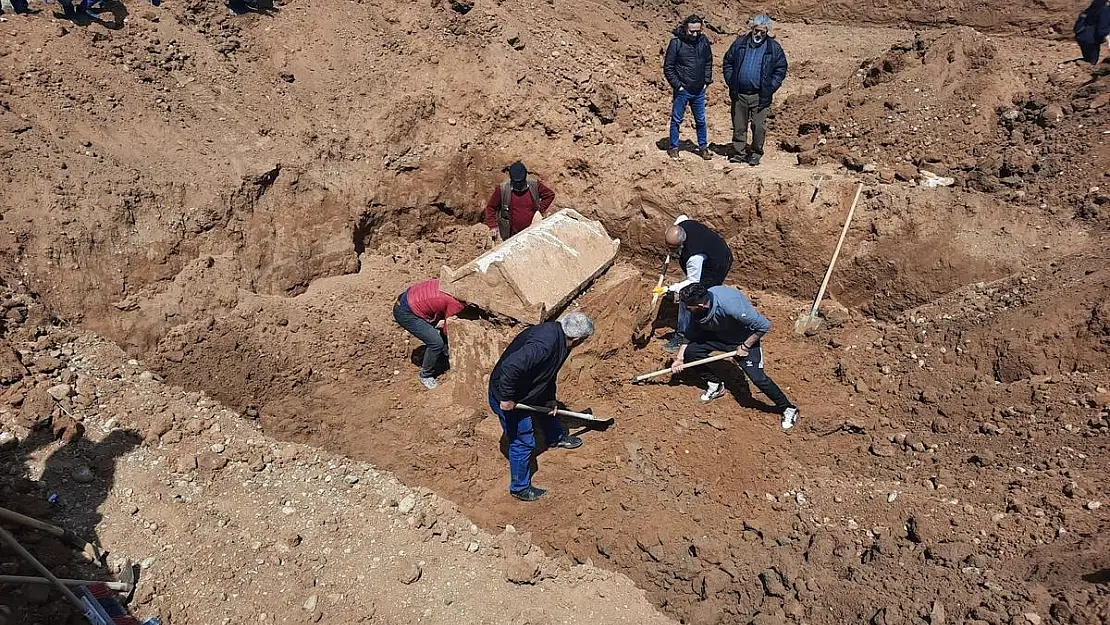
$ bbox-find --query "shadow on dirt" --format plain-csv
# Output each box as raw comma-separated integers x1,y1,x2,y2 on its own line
1,424,141,621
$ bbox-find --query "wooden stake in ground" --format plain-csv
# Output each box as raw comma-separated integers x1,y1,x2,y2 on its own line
794,182,863,335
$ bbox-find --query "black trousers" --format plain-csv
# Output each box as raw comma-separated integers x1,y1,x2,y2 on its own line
683,340,792,409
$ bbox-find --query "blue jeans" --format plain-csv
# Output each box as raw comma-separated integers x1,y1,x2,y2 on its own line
392,291,448,378
669,89,707,150
488,389,565,493
677,303,691,337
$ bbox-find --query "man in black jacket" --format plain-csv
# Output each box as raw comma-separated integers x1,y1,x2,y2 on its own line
663,14,713,161
722,14,788,166
488,312,595,501
656,215,733,353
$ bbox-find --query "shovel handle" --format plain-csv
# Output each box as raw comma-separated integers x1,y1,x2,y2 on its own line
0,506,96,556
514,403,612,423
0,506,65,538
631,348,745,383
648,255,671,308
0,525,89,615
810,183,863,316
0,574,131,593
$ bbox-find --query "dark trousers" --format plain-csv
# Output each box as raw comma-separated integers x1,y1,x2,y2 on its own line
392,291,448,378
1079,41,1102,64
488,389,565,492
730,93,769,156
683,340,792,409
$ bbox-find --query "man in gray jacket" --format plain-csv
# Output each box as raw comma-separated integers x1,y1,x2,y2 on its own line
671,283,799,429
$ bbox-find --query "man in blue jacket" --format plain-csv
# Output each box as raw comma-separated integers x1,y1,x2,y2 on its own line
663,14,714,161
488,312,595,501
671,284,800,430
722,14,788,166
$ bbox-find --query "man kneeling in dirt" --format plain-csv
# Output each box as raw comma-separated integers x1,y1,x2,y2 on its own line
483,161,556,242
393,278,466,390
670,284,800,429
488,312,594,501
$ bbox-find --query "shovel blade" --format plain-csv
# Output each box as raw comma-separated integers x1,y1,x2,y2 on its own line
793,313,823,336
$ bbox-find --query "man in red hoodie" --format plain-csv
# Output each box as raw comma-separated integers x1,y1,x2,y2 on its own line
483,161,556,241
393,279,467,390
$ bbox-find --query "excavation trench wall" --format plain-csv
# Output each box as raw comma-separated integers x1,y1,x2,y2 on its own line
5,159,1092,623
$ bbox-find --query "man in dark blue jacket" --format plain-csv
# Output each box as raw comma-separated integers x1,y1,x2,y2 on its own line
671,284,800,430
1075,0,1110,64
663,15,714,161
722,14,788,166
488,312,595,501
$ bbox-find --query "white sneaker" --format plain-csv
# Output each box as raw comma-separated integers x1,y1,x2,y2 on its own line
699,382,726,403
418,376,438,390
781,406,799,430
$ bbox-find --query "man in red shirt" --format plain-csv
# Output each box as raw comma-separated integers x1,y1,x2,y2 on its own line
483,161,556,241
393,279,467,389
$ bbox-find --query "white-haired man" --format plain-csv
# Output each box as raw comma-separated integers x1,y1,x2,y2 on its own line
488,311,595,501
722,14,789,166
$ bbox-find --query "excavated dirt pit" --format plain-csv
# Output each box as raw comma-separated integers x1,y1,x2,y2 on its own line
4,1,1110,623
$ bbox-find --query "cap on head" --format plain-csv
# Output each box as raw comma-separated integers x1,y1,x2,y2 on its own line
559,311,595,340
664,225,687,248
508,161,528,184
679,283,711,307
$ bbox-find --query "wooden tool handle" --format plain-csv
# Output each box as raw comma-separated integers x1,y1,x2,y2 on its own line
632,348,744,383
514,403,612,423
648,255,671,308
810,183,863,316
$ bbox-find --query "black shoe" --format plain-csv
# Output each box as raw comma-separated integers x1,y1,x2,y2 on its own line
728,153,747,164
667,148,679,160
748,153,762,166
698,148,712,161
511,486,546,502
550,435,582,450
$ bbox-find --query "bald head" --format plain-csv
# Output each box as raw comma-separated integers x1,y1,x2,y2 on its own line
664,225,686,249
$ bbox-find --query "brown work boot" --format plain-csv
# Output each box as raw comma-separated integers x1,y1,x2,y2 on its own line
698,147,712,160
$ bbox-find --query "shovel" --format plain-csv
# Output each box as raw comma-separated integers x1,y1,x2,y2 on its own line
632,255,671,342
515,403,614,425
0,506,103,565
810,174,824,203
794,182,863,335
631,347,745,384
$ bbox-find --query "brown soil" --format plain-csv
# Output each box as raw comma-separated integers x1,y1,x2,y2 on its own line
3,0,1110,624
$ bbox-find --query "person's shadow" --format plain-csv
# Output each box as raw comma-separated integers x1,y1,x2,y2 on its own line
4,425,141,585
650,358,781,414
54,0,128,30
653,137,736,158
228,0,278,16
495,403,612,486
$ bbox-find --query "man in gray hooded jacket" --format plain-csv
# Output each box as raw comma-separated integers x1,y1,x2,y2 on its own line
671,283,800,429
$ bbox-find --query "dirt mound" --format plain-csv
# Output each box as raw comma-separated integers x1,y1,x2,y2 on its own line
778,28,1027,183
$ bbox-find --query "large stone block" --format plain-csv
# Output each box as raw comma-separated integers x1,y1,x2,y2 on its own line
439,209,620,324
